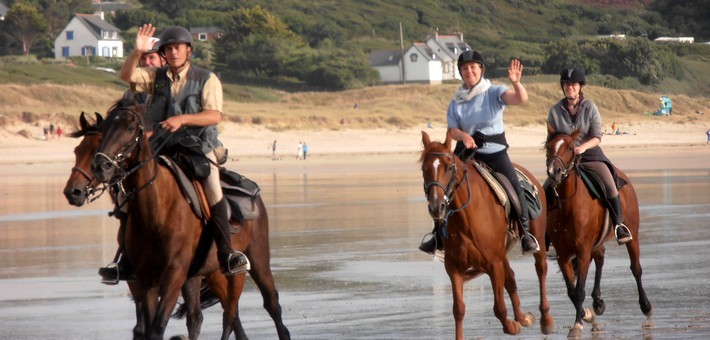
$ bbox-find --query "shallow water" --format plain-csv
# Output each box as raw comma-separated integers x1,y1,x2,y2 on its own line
1,166,709,339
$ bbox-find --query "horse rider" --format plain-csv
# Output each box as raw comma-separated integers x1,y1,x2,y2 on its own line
104,24,249,282
546,67,632,244
419,50,540,255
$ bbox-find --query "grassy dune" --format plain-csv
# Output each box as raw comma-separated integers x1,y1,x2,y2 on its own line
1,81,708,134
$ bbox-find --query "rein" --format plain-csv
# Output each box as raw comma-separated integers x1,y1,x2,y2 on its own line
70,131,109,204
97,107,175,210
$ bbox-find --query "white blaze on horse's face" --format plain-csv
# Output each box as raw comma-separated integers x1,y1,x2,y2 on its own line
432,158,441,174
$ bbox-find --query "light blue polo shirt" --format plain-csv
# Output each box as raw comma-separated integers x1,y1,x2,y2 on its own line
446,85,508,154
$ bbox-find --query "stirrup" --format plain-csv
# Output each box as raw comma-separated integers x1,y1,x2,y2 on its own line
521,233,540,255
615,223,632,245
224,251,251,276
99,262,120,285
418,233,438,255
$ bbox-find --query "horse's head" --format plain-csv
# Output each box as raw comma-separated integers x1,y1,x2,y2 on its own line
63,112,104,206
420,130,459,222
545,123,580,186
91,99,147,183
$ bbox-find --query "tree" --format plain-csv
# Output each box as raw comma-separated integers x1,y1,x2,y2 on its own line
3,2,49,55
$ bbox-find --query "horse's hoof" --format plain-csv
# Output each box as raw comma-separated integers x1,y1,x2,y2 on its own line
593,298,605,315
169,336,189,340
591,321,604,332
541,316,555,335
518,312,535,327
503,320,522,335
582,308,596,323
567,323,583,338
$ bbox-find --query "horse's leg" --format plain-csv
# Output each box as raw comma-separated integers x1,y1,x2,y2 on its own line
625,237,653,317
245,240,291,339
590,247,606,316
150,270,188,340
446,266,466,340
532,249,554,334
180,276,204,340
222,274,247,340
141,286,159,340
128,282,146,340
568,252,594,338
489,262,521,335
502,259,533,328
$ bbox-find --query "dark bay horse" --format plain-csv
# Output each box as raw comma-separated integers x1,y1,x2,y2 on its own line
545,126,653,337
64,111,290,340
420,131,553,339
83,100,289,340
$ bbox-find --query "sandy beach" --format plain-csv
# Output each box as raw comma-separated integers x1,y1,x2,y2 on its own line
1,119,710,178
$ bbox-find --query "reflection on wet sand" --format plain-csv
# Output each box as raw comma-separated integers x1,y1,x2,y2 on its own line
0,169,709,339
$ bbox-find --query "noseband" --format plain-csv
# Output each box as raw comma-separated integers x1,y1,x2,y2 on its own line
70,131,108,203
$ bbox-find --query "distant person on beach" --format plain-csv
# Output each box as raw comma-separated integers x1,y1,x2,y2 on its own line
418,50,540,256
303,142,309,159
49,123,55,138
56,125,63,138
547,66,631,245
297,141,303,160
43,126,49,141
272,140,277,160
707,129,710,144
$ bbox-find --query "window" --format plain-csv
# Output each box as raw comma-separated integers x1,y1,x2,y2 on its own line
102,46,109,56
410,54,418,62
62,47,70,57
198,33,207,41
112,47,118,57
81,46,95,56
66,31,74,40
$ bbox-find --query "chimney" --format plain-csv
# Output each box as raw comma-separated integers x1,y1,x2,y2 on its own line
457,31,464,42
99,11,104,20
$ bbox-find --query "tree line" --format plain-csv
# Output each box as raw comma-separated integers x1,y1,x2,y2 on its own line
1,0,708,90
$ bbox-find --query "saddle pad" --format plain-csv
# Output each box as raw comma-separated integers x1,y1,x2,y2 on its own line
219,168,261,221
158,155,206,221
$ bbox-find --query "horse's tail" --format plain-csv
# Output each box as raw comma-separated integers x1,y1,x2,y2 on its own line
171,278,221,319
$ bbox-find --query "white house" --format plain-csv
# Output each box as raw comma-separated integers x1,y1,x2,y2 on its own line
54,13,123,59
370,32,470,85
654,37,695,43
424,32,470,81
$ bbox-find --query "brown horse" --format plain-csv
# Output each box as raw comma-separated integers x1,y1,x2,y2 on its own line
545,127,653,337
420,130,553,339
86,99,289,340
64,111,290,340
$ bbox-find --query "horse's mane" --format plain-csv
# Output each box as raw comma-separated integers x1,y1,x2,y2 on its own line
105,96,148,123
67,123,99,138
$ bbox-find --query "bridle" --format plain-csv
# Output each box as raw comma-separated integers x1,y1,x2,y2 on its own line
546,134,581,199
69,130,108,204
422,151,472,235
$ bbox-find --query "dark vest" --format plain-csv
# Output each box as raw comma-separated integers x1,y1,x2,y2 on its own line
149,65,222,153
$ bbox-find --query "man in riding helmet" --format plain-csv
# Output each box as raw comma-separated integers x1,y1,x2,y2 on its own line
111,24,249,278
419,50,541,255
547,67,632,244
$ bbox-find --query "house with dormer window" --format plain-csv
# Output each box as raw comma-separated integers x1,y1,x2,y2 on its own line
54,13,123,59
370,32,471,85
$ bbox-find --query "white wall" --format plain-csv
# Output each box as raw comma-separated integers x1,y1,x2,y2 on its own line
54,17,123,59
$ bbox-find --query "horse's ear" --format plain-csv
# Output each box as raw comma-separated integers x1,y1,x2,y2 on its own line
444,129,453,149
95,112,103,125
571,129,581,141
421,130,431,147
546,122,555,136
79,112,89,130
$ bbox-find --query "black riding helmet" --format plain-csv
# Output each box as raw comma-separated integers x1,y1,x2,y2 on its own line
560,67,586,85
157,26,193,54
457,50,485,77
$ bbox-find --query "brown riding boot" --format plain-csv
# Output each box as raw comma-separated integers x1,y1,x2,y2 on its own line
210,198,250,275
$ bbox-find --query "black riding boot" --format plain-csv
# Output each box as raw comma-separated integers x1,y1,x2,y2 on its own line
518,190,540,255
98,211,135,285
609,195,632,245
210,198,250,275
419,222,444,255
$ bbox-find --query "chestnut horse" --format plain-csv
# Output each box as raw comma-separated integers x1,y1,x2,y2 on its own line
545,127,653,337
86,100,289,340
65,112,290,340
420,131,553,339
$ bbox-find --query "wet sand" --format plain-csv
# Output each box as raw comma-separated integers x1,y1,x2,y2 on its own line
1,149,710,339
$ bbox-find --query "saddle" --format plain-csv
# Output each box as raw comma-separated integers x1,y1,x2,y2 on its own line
159,156,261,224
472,161,542,232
